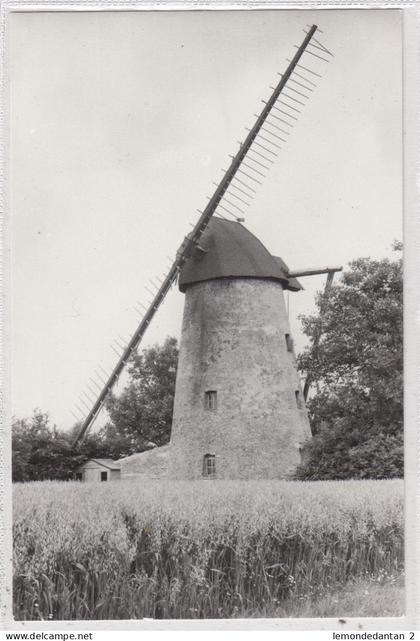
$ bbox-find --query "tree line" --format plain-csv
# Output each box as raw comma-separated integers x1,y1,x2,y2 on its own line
12,246,403,482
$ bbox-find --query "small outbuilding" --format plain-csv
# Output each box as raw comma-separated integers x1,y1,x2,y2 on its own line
75,458,121,482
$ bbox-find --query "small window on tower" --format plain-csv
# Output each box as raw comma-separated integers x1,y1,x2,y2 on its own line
204,390,217,410
203,454,216,478
295,390,303,410
285,333,294,352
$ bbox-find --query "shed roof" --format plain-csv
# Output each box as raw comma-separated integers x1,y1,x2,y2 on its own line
178,218,302,292
77,458,121,471
94,458,121,470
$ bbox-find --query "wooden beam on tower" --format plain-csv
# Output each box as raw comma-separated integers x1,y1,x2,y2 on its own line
287,266,342,278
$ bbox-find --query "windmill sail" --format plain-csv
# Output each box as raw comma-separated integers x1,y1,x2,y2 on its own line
72,24,333,446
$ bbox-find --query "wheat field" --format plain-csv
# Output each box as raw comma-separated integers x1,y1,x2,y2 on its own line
13,479,404,620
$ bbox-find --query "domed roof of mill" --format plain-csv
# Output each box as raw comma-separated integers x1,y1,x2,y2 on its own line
178,217,302,293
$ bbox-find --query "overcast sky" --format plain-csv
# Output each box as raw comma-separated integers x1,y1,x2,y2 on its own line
10,9,402,429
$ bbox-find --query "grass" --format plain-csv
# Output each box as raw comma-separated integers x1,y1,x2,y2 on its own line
248,575,404,618
13,479,404,620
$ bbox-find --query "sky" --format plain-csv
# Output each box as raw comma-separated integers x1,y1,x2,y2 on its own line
9,9,402,430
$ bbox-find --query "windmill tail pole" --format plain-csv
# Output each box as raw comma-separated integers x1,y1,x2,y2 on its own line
72,24,322,447
288,266,342,278
302,268,342,402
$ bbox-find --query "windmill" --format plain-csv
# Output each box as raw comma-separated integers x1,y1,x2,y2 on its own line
72,25,341,479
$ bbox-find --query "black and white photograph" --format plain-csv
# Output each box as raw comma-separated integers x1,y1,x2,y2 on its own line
6,6,411,626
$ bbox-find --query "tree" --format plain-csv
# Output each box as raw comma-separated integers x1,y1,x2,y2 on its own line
12,415,39,482
295,245,403,480
104,336,178,456
12,338,179,481
12,410,109,481
12,410,78,481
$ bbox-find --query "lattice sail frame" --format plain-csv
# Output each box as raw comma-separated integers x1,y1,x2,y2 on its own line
72,24,334,446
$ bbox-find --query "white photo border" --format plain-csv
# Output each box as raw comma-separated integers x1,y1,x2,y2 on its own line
1,0,418,631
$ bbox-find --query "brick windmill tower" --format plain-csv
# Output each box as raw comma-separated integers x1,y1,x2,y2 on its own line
72,26,340,480
169,217,310,480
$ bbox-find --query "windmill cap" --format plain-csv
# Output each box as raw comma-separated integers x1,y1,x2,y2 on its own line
178,218,302,293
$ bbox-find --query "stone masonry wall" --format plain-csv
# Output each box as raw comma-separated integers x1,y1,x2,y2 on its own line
168,277,311,480
119,445,170,480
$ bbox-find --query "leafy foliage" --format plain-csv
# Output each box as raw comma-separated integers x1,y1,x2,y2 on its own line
103,336,178,456
12,338,178,481
296,247,403,480
11,410,92,482
12,412,116,482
